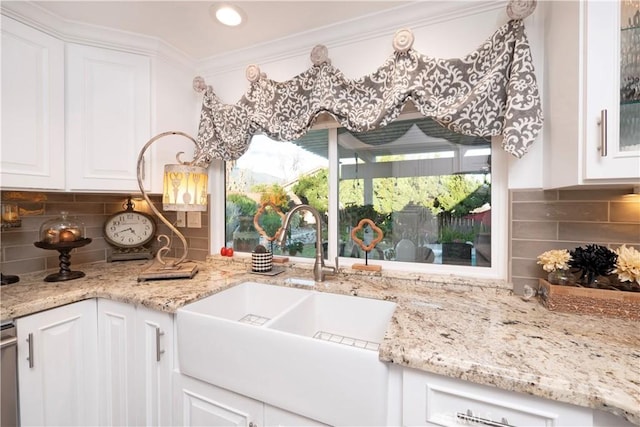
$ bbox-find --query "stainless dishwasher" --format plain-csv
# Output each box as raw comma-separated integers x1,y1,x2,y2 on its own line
1,322,18,426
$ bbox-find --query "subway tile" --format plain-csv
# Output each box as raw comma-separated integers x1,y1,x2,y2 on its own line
181,227,209,239
0,258,46,275
188,237,210,250
511,190,559,202
511,240,582,259
511,257,546,279
188,248,208,261
511,221,558,240
0,230,39,246
45,202,105,215
70,250,108,266
75,194,128,203
512,201,608,221
18,216,47,231
559,188,633,201
41,193,75,202
5,245,46,261
559,222,640,244
610,201,640,223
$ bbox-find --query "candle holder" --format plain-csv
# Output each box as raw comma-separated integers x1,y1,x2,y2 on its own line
1,203,21,229
34,239,92,282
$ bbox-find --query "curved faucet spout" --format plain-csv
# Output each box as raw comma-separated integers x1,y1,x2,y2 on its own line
278,204,330,282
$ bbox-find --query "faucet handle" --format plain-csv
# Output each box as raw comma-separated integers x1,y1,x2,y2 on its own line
322,256,339,275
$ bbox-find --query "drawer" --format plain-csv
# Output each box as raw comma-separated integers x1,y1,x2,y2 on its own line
402,368,592,427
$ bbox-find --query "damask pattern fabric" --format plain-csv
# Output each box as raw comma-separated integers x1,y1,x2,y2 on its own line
194,19,542,163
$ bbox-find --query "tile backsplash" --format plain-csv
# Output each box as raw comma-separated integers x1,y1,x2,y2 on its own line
4,188,638,292
510,188,640,294
0,191,210,276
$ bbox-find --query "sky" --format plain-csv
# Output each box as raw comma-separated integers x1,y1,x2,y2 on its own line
235,135,327,182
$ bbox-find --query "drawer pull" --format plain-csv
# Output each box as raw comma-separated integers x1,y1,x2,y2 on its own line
457,410,511,427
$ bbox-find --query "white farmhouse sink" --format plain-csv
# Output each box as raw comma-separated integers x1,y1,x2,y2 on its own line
177,281,396,426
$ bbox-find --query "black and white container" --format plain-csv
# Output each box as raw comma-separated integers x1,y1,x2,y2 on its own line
251,251,273,272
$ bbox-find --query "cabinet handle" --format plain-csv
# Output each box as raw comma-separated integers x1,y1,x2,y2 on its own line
155,327,165,362
457,410,511,427
27,333,34,368
599,109,608,157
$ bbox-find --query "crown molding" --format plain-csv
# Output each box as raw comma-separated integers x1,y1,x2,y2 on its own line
0,1,195,68
196,0,507,77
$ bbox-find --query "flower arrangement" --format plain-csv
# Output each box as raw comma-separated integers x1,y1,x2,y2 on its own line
569,244,617,286
613,245,640,286
536,249,571,272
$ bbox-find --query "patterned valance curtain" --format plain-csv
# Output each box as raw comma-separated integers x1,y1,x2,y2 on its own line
194,19,542,163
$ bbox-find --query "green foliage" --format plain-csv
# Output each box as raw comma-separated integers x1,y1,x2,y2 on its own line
292,169,328,213
227,194,258,217
252,183,290,212
257,211,283,240
286,241,304,255
339,204,392,240
436,175,488,217
439,226,477,243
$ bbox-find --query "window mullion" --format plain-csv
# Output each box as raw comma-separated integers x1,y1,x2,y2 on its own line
327,127,339,263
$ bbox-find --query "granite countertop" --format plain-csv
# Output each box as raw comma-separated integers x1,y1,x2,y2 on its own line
1,258,638,425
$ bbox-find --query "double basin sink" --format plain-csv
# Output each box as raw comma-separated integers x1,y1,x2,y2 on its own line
177,281,397,426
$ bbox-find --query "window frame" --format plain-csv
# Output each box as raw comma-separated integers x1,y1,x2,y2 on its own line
211,112,508,281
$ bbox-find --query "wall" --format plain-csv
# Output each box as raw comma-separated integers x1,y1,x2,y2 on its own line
510,188,640,294
0,191,209,276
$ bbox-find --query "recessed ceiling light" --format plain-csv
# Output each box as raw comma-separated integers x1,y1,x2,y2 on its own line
210,4,245,27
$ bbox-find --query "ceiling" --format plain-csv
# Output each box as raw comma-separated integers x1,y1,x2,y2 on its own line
30,1,408,60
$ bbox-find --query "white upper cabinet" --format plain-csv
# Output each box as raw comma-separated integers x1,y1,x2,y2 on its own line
545,1,640,188
66,44,151,191
1,16,65,190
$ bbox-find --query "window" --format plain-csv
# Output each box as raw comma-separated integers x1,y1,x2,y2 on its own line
224,115,497,273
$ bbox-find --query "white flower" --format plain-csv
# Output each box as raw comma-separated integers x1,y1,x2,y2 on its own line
613,245,640,285
536,249,571,272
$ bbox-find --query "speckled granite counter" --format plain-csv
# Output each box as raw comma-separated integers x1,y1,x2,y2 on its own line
1,257,638,425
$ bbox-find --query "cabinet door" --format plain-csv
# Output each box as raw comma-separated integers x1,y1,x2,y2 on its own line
97,299,137,426
16,299,98,426
1,16,65,189
173,373,262,427
66,44,151,191
584,1,640,180
402,368,592,427
136,306,174,426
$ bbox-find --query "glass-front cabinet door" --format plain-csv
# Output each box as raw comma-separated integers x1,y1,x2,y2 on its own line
620,3,640,154
584,1,640,181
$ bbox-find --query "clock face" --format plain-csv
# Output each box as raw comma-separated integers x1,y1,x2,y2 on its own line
104,211,156,248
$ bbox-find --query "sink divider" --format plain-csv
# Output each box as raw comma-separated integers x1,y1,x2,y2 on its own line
261,292,315,328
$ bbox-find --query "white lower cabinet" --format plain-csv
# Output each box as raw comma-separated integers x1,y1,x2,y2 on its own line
97,299,173,426
173,373,327,427
16,299,99,426
402,368,593,427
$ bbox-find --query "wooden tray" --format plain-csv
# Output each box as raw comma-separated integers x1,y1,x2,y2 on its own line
538,279,640,320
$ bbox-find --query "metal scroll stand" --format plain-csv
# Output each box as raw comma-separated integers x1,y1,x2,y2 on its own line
350,218,384,272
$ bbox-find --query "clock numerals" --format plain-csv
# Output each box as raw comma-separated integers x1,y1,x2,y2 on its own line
104,210,156,249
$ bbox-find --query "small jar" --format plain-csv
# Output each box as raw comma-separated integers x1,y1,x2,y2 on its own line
39,211,85,244
547,269,573,286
